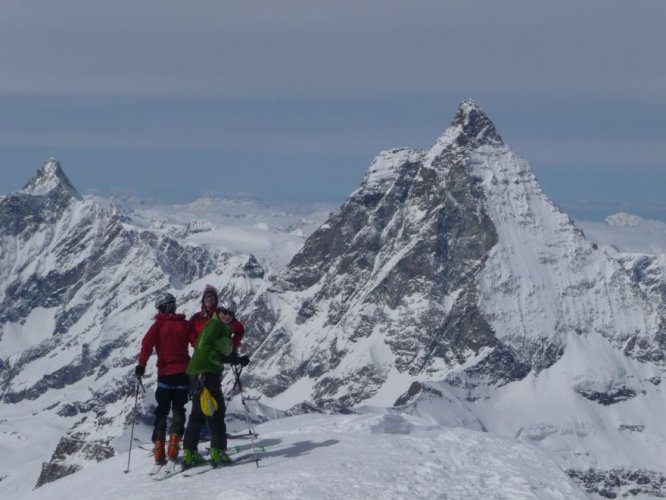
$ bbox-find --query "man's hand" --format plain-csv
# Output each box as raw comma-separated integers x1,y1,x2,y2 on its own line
227,352,249,367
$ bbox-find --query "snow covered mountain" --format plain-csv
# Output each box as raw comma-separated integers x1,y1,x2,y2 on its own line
579,214,666,317
0,160,267,488
242,99,663,403
238,100,666,497
1,101,665,498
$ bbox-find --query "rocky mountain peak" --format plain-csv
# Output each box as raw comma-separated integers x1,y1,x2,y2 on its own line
449,98,503,148
22,158,82,200
245,97,663,415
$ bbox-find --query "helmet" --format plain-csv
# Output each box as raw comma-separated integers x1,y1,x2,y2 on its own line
155,292,176,313
218,298,237,316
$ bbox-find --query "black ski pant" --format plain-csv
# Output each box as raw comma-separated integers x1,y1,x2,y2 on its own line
152,372,189,442
184,373,227,452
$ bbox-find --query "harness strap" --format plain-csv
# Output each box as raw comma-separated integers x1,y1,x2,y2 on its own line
157,382,189,391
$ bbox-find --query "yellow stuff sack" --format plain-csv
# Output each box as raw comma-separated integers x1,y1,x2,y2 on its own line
200,387,218,416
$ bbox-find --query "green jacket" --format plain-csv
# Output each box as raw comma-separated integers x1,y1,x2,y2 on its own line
186,315,233,375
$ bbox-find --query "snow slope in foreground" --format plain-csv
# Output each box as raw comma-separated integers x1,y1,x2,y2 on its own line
14,411,587,500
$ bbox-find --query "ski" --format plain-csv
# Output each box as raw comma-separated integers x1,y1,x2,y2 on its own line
148,463,163,476
226,432,259,439
204,445,265,456
152,450,218,480
153,459,198,481
151,459,180,480
180,446,241,476
181,463,215,477
181,454,255,477
153,445,265,480
161,460,178,474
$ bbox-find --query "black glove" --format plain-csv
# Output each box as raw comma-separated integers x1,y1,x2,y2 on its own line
239,355,250,367
135,364,145,379
227,352,241,366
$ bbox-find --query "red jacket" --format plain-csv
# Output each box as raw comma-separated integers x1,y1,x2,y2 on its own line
190,309,245,351
138,313,196,376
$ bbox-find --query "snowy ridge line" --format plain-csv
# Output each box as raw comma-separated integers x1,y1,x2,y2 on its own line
16,412,589,499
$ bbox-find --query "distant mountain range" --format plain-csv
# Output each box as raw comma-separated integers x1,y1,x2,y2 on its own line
1,101,664,498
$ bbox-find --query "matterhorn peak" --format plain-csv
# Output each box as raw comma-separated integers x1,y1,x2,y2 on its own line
424,99,504,165
22,158,82,200
450,98,503,147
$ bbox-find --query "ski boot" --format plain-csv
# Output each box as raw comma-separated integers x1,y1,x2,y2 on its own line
182,449,206,470
148,440,167,475
153,440,166,465
210,448,233,468
167,434,181,460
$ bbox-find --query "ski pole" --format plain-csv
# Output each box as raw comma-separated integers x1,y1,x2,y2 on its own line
232,365,257,436
232,365,260,467
124,377,145,473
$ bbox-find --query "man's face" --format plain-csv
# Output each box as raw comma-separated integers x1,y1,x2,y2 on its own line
203,295,216,311
218,311,233,324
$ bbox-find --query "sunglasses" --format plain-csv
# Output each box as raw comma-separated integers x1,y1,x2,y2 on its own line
219,309,233,316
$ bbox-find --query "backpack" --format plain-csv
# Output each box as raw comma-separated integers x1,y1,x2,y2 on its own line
200,386,218,416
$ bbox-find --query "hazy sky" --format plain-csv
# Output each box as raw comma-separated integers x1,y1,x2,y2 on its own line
1,1,665,220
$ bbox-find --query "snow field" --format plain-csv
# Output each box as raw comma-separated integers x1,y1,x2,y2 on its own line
18,411,588,500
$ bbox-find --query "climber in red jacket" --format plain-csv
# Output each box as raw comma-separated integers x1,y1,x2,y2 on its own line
135,292,196,469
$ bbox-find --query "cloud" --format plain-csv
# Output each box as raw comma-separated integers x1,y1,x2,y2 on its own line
2,1,665,99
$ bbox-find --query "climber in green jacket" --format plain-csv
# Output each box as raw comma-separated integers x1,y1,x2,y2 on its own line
182,298,249,468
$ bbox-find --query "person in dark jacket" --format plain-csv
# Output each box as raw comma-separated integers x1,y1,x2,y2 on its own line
189,285,246,442
182,299,249,468
135,292,196,467
190,284,245,352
